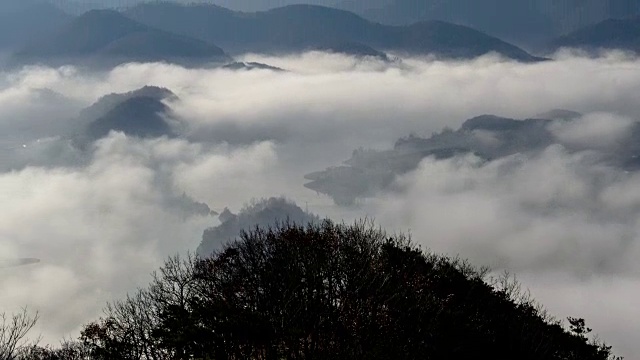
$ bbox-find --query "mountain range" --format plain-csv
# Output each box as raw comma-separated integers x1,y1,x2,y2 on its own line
61,0,639,49
1,1,638,68
15,0,640,51
12,9,228,68
0,2,551,67
125,3,541,61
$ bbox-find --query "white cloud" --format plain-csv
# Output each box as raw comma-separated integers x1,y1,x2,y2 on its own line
550,112,635,150
359,148,640,356
0,134,276,341
1,52,640,357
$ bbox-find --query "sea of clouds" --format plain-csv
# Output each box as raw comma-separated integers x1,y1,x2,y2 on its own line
1,50,640,357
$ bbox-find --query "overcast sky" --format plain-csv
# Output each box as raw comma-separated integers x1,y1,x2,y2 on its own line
1,50,640,357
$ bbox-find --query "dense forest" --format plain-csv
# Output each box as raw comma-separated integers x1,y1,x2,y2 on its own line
2,221,621,359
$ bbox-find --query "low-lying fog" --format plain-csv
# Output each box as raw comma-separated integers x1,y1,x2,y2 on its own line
1,50,639,357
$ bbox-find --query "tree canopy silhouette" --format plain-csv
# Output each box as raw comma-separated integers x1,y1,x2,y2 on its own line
19,220,621,359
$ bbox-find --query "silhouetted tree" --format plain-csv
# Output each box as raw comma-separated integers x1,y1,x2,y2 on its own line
73,220,621,360
0,308,38,360
17,340,92,360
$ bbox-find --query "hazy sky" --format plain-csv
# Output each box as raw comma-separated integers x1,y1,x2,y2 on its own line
1,50,640,357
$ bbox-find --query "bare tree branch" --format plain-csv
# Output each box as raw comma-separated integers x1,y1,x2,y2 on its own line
0,308,38,360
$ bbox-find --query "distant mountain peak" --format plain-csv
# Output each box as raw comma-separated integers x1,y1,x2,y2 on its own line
71,86,179,145
313,41,390,60
222,61,285,71
12,8,227,68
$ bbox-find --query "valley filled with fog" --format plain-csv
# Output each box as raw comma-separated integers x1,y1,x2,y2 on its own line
1,51,640,357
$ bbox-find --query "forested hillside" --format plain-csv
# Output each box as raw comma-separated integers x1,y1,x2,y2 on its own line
5,222,621,359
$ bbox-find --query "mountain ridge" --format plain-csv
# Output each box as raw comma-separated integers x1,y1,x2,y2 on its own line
12,9,229,68
548,16,640,54
125,3,543,61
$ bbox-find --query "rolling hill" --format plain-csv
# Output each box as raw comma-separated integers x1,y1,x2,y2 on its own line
13,9,228,67
303,111,640,205
86,96,175,140
70,86,178,147
125,3,542,61
338,0,640,49
548,16,640,53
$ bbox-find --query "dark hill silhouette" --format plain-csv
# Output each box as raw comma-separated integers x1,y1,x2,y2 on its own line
222,61,285,71
70,86,177,146
393,20,541,59
303,114,553,205
43,221,618,359
125,3,542,61
548,16,640,54
13,9,228,67
86,96,174,140
198,197,319,256
357,0,555,47
338,0,640,49
79,86,175,122
305,110,640,205
300,111,640,205
314,41,391,60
